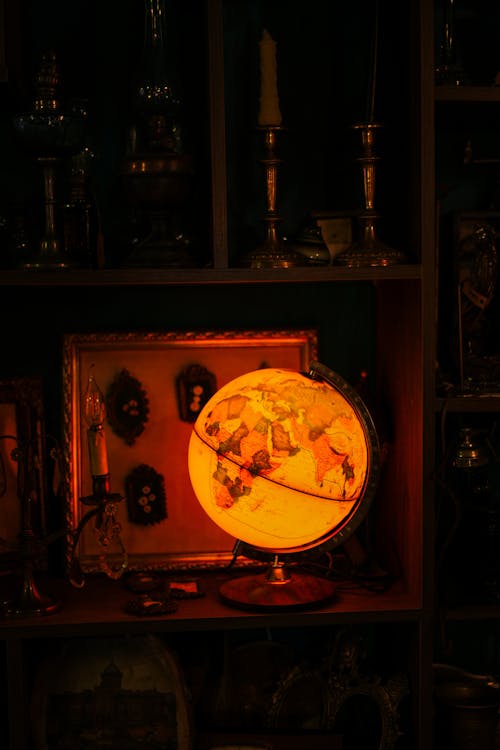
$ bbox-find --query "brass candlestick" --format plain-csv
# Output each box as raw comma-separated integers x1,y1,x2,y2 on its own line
2,490,60,617
0,435,59,617
336,122,405,268
243,126,302,269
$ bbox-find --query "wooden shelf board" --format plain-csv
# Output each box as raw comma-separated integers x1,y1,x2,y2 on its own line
441,603,500,621
435,86,500,102
0,265,423,287
435,395,500,413
0,572,422,639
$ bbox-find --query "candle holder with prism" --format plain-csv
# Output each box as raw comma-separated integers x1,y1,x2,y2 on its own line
68,369,127,588
69,473,126,588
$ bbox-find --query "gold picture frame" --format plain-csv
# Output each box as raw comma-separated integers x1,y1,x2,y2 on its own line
62,329,318,575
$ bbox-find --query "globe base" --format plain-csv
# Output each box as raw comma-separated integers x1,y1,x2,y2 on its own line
219,569,337,611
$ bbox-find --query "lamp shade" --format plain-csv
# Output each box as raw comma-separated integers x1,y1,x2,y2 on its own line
188,362,379,559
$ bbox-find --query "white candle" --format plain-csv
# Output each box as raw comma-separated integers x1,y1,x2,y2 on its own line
258,29,282,127
83,368,109,477
87,425,109,477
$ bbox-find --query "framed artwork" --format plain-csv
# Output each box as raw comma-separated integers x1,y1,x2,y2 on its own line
62,329,318,575
30,634,192,750
0,376,47,566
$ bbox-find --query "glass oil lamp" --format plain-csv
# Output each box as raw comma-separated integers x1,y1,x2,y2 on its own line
450,427,500,602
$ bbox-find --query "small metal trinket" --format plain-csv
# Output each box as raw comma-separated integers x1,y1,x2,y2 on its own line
124,593,178,617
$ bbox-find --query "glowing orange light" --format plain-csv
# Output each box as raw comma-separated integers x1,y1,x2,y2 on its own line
188,367,374,555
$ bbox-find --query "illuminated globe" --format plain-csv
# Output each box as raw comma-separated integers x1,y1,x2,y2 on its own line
188,361,380,608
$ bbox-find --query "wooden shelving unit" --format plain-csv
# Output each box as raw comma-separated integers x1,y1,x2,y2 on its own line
0,0,455,748
431,11,500,749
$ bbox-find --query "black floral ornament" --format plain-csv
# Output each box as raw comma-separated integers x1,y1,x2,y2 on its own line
105,369,149,445
125,464,167,526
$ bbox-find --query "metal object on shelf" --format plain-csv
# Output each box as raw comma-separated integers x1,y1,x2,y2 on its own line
434,663,500,750
0,434,59,617
335,123,406,268
455,222,500,392
452,427,489,469
121,0,196,268
445,426,500,604
69,474,127,588
434,0,466,86
69,369,127,587
12,51,87,270
291,216,331,266
242,126,303,269
122,153,195,267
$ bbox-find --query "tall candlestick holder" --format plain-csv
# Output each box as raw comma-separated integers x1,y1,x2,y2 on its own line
0,434,59,617
68,368,127,587
335,122,406,268
243,126,302,269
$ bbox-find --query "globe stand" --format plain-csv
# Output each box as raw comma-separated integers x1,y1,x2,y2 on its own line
219,555,337,611
188,362,381,613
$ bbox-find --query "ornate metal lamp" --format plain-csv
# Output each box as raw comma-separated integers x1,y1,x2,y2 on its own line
121,0,196,267
0,434,59,617
12,51,86,269
68,368,126,588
